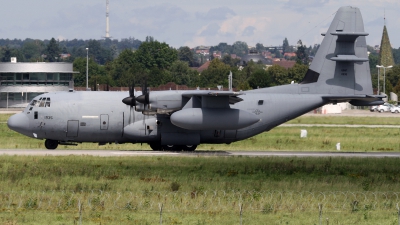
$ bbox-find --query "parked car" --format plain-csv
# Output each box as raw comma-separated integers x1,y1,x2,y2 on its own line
391,105,400,113
376,103,394,113
370,105,378,112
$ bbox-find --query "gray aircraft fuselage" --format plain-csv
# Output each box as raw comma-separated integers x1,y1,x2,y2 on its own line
13,85,325,145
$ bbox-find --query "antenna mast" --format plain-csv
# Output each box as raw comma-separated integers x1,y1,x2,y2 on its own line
104,0,111,39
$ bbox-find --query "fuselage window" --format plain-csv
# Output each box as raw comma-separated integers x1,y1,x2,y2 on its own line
34,111,38,119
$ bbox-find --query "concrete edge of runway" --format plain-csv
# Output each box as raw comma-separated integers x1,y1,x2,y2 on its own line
1,149,400,158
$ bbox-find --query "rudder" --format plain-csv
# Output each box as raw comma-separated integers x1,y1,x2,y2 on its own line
300,6,372,96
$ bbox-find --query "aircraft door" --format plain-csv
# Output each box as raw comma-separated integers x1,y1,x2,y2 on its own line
67,120,79,137
100,114,109,130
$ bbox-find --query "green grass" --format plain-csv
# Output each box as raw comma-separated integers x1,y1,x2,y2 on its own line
0,155,399,224
2,113,400,223
287,114,400,125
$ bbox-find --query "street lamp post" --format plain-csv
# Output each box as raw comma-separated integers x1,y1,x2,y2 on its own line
86,48,89,91
376,65,380,94
377,65,393,95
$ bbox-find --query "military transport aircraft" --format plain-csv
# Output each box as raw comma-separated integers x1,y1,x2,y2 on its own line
8,6,383,151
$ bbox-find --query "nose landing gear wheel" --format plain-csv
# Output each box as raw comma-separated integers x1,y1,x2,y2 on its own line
45,139,59,150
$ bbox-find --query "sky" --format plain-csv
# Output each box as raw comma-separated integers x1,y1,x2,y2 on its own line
1,0,399,49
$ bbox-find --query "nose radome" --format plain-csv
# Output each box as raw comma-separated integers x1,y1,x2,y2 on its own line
7,113,29,134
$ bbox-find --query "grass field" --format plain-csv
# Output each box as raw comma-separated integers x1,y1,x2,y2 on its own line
0,155,400,224
2,113,400,223
287,114,400,125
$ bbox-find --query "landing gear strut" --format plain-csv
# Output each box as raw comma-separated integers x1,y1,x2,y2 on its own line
45,139,59,150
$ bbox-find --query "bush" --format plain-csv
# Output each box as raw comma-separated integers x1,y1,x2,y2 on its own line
170,181,180,192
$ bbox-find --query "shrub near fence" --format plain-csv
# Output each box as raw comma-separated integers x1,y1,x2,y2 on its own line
1,190,400,224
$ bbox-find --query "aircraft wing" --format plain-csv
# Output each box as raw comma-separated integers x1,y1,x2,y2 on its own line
172,90,259,130
182,90,244,106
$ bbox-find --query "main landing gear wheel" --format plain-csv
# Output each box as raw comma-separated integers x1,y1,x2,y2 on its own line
149,142,163,151
162,145,181,151
45,139,59,150
182,145,197,151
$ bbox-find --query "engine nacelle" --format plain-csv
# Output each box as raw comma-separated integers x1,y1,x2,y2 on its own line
136,91,183,114
170,108,260,130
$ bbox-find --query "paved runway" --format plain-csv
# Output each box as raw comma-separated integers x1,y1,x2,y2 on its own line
0,149,400,158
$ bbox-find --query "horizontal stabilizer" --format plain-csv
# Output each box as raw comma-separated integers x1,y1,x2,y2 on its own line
330,55,368,62
322,95,385,106
322,95,385,101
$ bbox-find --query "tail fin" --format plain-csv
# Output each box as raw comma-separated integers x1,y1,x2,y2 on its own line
301,6,373,96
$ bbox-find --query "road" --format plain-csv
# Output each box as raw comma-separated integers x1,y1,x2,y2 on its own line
1,149,400,158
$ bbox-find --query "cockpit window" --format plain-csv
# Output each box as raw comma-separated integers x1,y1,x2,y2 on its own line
30,100,37,106
30,97,51,107
35,98,41,107
39,98,45,107
45,98,51,107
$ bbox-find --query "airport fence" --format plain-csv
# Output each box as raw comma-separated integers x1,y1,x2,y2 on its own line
1,190,400,212
1,190,400,223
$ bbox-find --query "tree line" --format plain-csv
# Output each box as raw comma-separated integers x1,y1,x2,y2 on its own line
1,37,399,95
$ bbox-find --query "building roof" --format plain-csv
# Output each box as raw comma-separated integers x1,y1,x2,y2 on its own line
197,61,210,73
240,53,271,65
0,62,78,73
273,60,296,69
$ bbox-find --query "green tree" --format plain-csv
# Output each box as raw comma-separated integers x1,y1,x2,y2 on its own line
248,69,271,89
72,57,108,87
221,54,240,67
288,64,308,83
108,49,137,86
232,41,248,57
296,40,309,65
256,43,265,53
267,65,289,86
46,38,60,62
200,58,231,88
386,65,400,91
1,46,25,62
169,60,199,86
22,40,44,62
133,41,178,70
88,39,113,65
393,47,400,65
178,46,194,67
282,38,289,54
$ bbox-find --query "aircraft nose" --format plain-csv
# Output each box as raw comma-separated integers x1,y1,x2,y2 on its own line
7,113,29,134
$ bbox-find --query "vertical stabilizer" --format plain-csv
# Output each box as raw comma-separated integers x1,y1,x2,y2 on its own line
300,6,372,96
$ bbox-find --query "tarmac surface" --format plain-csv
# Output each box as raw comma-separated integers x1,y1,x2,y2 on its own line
0,149,400,158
